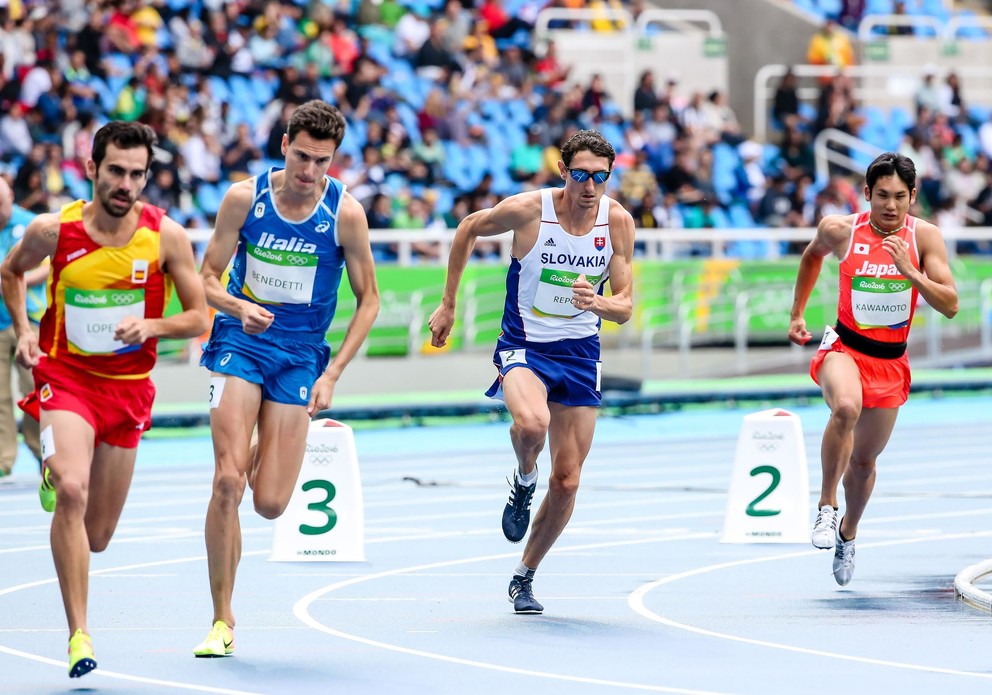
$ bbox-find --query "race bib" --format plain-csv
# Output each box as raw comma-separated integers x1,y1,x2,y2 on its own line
851,277,912,328
532,269,602,318
245,243,317,304
64,288,144,355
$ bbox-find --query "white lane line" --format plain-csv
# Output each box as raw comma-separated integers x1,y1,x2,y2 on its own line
0,549,271,691
293,533,727,695
0,644,264,694
628,530,992,680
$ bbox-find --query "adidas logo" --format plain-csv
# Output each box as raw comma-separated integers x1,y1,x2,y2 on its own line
543,238,556,247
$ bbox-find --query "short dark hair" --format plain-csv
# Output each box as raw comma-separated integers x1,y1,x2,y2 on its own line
866,152,917,193
287,100,347,148
560,129,616,168
92,121,157,171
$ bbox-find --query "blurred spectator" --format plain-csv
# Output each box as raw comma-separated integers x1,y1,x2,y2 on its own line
533,39,569,90
416,17,460,81
806,20,855,82
634,70,659,113
837,0,866,32
938,71,965,122
367,192,394,229
888,1,915,36
772,69,801,130
620,148,659,203
144,167,181,211
915,65,941,114
440,0,473,54
222,123,262,181
0,103,32,160
510,126,545,183
755,173,793,227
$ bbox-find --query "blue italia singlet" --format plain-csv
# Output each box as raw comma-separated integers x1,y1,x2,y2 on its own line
221,168,346,337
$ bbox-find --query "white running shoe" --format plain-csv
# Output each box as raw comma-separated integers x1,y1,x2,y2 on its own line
811,505,838,549
833,527,856,586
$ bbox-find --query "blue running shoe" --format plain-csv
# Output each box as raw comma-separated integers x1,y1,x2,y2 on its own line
501,471,536,543
508,573,543,614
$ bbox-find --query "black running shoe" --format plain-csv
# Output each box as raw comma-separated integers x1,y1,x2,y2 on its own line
501,473,536,543
508,573,543,614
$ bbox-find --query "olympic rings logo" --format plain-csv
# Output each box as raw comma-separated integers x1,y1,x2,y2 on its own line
310,456,332,466
755,443,779,452
888,282,908,291
287,255,309,266
111,293,137,305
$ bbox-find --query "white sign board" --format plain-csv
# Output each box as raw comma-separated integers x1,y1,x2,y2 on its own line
721,408,810,544
270,419,365,561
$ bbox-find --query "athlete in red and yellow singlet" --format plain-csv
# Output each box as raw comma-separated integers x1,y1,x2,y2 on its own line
789,153,958,587
40,199,171,379
0,122,208,678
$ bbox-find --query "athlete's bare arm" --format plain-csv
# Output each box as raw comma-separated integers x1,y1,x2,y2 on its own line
789,213,853,345
889,219,958,319
114,217,210,345
573,199,634,324
200,179,275,335
428,191,542,347
0,212,60,367
308,192,380,414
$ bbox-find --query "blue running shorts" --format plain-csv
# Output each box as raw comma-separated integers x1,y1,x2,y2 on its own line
200,316,331,406
485,335,602,407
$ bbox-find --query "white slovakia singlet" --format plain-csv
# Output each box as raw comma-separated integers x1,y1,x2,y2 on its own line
499,188,615,343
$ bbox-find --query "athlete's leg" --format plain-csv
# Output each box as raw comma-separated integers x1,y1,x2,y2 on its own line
85,442,139,552
204,375,262,628
816,351,863,508
521,403,596,569
42,410,97,636
501,368,550,477
250,401,311,519
839,406,899,540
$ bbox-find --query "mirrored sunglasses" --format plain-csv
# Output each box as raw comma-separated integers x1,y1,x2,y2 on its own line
566,167,611,184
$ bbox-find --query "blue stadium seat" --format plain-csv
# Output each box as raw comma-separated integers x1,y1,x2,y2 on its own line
208,75,231,104
196,182,222,216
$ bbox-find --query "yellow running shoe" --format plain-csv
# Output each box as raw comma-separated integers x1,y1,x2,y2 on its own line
68,629,96,678
39,465,56,513
193,620,234,657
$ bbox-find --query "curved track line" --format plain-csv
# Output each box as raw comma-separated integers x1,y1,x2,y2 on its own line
628,530,992,680
0,550,268,691
294,533,725,695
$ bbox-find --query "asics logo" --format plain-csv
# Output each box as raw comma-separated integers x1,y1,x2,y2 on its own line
315,221,331,233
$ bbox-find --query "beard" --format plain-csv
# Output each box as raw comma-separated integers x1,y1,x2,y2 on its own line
97,183,136,218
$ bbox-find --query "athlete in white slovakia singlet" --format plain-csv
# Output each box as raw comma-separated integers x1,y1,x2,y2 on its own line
429,130,635,614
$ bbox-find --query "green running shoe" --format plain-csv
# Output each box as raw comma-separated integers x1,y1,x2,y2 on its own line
193,620,234,657
39,465,55,513
68,629,96,678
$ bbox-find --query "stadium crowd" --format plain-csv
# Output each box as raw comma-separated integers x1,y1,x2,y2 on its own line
0,0,989,259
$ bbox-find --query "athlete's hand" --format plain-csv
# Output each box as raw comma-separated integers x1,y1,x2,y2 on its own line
308,372,337,416
882,235,913,275
115,315,155,345
788,316,812,345
428,303,455,348
239,301,275,335
572,274,597,313
14,332,42,369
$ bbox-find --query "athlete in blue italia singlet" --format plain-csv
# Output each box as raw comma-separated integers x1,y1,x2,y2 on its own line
429,130,635,615
195,101,380,657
